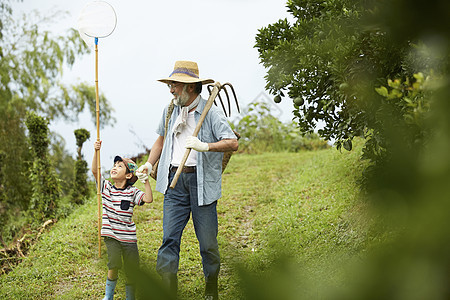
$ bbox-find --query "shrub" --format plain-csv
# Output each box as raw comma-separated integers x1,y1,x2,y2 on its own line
25,112,61,221
72,129,91,204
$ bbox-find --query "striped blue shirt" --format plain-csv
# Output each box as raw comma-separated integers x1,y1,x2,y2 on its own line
155,96,236,206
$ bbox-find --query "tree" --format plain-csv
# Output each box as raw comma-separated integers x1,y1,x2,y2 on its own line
25,112,61,221
255,2,450,297
254,0,449,163
0,1,115,237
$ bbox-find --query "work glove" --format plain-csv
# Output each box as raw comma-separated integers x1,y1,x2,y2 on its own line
185,136,209,152
136,162,152,183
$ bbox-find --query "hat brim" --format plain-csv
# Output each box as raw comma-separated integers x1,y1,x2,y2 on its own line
158,76,214,85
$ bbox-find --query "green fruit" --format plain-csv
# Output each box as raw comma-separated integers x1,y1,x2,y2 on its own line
274,95,282,103
294,97,304,106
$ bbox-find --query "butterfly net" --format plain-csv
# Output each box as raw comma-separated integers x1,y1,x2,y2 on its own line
77,1,117,46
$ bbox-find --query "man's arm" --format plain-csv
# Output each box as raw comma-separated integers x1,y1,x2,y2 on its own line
136,135,164,181
147,135,164,165
207,138,238,152
186,136,238,152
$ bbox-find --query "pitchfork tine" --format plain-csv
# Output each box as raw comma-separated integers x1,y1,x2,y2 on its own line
207,85,219,107
216,90,228,117
207,82,239,116
223,83,240,113
221,86,232,117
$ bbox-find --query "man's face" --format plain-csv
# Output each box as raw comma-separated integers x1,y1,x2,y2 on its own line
169,82,190,106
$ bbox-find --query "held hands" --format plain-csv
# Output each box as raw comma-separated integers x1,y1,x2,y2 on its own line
185,136,209,152
136,162,152,183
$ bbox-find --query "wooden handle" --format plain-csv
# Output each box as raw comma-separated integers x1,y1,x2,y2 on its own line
95,41,102,258
169,82,221,188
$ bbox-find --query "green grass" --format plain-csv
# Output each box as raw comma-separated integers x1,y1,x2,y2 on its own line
0,144,371,299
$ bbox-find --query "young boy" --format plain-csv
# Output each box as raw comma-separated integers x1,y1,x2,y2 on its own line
92,140,153,300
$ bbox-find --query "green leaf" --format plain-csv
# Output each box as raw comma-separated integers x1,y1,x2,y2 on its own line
375,86,389,97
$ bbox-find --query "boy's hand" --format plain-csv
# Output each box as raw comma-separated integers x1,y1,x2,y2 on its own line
94,140,102,150
136,162,152,183
136,172,148,183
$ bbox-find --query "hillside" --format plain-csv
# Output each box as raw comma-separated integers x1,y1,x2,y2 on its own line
0,145,369,299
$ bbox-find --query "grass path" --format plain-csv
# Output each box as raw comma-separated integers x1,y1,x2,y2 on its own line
0,146,368,299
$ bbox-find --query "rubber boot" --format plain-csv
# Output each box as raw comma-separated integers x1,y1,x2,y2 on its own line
103,277,117,300
161,272,178,298
204,276,218,300
125,284,135,300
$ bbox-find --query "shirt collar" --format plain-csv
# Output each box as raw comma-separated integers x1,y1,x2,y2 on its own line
195,95,206,114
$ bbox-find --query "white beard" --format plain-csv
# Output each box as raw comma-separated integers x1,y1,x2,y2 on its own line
174,85,190,106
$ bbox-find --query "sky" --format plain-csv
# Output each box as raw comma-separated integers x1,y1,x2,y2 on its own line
12,0,296,172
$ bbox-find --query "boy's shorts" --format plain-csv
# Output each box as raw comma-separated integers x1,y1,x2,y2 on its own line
104,237,139,273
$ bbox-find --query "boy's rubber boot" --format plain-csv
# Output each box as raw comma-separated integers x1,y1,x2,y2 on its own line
102,277,117,300
161,272,178,298
204,276,218,300
125,284,136,300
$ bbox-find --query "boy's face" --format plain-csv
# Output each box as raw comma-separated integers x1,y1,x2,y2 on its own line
111,160,132,182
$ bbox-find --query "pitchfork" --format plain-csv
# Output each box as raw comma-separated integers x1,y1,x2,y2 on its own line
207,82,240,117
169,82,240,188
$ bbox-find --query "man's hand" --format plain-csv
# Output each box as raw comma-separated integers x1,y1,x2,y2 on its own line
185,136,209,152
136,162,152,183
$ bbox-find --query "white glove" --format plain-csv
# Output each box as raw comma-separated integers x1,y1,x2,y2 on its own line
136,162,152,183
136,172,148,184
185,136,209,152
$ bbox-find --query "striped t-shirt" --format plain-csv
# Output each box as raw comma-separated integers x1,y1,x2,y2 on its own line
100,177,145,243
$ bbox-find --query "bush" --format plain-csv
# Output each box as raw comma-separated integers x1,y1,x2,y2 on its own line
233,101,330,153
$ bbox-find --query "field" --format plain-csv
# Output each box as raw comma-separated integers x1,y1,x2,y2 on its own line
0,145,372,299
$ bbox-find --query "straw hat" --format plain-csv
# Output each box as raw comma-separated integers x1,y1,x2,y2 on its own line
158,61,214,85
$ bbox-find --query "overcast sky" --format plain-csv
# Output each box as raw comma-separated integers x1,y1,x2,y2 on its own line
12,0,295,171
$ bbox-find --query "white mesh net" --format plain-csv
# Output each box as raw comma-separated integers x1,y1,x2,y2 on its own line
77,1,117,47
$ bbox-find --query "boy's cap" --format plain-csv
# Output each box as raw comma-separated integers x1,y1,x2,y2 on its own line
114,156,138,185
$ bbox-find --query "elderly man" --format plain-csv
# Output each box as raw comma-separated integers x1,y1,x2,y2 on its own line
137,61,238,300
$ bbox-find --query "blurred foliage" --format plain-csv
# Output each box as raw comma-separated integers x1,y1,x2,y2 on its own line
49,133,76,196
232,101,330,153
254,0,449,164
25,112,61,221
248,0,450,299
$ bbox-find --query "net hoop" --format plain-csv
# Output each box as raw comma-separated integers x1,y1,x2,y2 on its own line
77,1,117,46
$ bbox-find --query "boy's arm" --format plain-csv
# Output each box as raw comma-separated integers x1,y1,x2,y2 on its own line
92,140,102,182
142,179,153,203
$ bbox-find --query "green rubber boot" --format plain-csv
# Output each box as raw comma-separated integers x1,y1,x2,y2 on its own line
205,276,218,300
125,284,135,300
